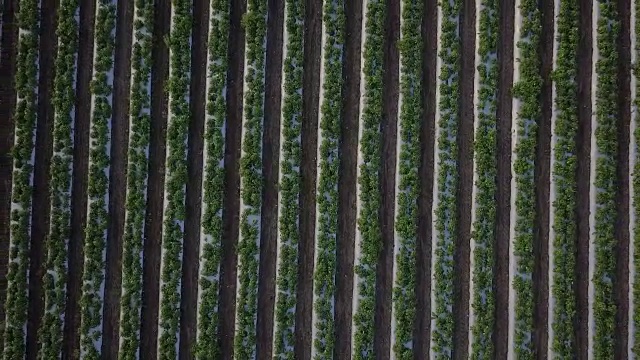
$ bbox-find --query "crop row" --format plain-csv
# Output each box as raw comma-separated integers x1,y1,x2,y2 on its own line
550,0,578,355
593,0,620,356
354,0,384,357
158,0,191,357
312,0,344,357
634,0,640,354
273,0,303,356
118,0,153,358
470,0,498,355
39,0,78,357
119,0,153,357
432,0,460,355
392,0,422,358
3,0,39,356
235,0,267,356
511,0,541,354
80,0,116,357
195,0,227,357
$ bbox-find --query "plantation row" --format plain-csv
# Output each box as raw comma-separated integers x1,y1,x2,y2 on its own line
1,0,640,359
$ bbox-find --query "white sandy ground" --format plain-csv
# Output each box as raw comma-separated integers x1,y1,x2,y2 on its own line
508,0,523,355
272,0,288,352
588,1,598,358
430,0,443,355
467,0,482,353
547,0,559,356
235,0,250,341
390,0,405,355
352,0,368,355
629,3,637,354
157,2,175,354
310,1,329,356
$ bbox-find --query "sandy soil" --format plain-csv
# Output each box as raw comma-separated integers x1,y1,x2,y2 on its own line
468,0,482,352
508,0,523,354
547,0,560,355
271,0,288,352
390,0,404,353
351,0,367,354
429,0,443,355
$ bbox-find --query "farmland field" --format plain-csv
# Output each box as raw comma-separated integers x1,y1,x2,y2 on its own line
0,0,637,358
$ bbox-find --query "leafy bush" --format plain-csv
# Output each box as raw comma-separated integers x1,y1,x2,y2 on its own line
80,1,116,358
550,0,579,355
119,0,153,357
158,0,191,357
470,0,498,355
312,0,344,357
593,0,620,356
354,0,384,357
273,0,303,357
433,0,461,356
392,0,422,358
39,0,79,357
3,0,40,356
195,0,228,358
235,0,266,357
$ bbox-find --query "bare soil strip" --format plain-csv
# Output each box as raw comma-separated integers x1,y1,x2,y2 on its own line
26,1,58,357
101,0,134,356
453,0,475,357
533,0,553,355
414,0,436,358
615,0,632,355
178,0,208,357
374,0,399,357
334,0,363,357
294,0,321,357
575,0,592,355
255,0,284,356
494,0,514,355
0,0,18,346
217,0,245,357
62,0,95,357
140,0,169,357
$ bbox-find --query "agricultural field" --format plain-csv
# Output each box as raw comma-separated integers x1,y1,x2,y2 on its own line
0,0,638,358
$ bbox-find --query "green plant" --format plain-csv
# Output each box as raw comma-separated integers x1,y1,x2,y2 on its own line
273,0,303,357
312,0,345,357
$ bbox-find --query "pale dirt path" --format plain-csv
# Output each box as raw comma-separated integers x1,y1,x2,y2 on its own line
272,0,288,351
351,0,368,354
467,0,482,352
430,0,443,354
508,0,523,355
390,0,404,354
